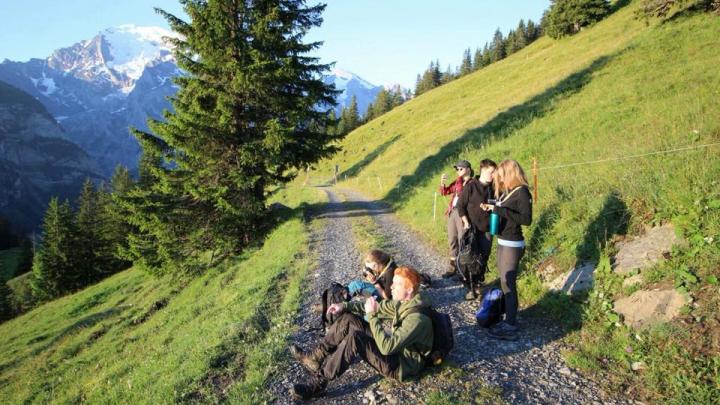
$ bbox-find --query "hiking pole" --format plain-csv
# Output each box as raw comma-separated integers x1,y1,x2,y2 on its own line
433,192,438,222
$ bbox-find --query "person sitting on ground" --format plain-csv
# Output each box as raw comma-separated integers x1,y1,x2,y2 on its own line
479,159,532,340
439,160,475,279
456,159,497,300
347,249,397,300
290,266,434,400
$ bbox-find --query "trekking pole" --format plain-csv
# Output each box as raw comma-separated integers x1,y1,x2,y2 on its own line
532,157,539,209
433,192,438,222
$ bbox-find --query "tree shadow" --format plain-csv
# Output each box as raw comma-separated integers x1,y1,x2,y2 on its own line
575,190,629,264
338,134,402,179
384,53,617,208
526,204,560,264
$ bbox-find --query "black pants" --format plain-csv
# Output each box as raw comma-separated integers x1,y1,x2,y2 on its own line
319,313,399,380
496,244,524,325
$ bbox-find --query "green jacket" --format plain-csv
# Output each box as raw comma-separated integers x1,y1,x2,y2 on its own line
343,292,433,381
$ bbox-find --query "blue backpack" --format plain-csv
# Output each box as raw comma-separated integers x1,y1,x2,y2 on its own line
475,288,505,328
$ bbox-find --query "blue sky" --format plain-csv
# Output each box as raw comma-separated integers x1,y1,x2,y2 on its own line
0,0,549,88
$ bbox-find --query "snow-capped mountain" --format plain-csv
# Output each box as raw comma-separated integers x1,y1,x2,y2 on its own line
0,25,179,176
0,27,383,176
323,68,383,116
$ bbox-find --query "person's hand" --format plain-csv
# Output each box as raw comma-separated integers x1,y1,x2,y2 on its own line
440,173,447,184
327,303,344,315
364,296,378,315
462,218,470,230
480,203,493,211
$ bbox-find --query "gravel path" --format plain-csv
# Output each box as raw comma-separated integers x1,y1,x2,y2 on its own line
269,187,629,404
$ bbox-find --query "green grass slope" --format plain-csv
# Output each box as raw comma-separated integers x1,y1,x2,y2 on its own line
313,3,719,402
0,186,322,404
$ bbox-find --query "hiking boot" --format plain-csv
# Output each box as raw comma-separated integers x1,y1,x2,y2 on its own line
290,344,326,373
464,288,477,300
488,321,519,340
441,259,457,278
291,373,328,400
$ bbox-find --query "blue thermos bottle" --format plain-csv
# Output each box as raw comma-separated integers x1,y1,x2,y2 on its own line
489,211,500,235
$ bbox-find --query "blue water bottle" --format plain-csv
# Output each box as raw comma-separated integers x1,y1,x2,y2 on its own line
489,211,500,235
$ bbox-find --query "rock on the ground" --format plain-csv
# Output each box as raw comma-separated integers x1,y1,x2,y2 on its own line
614,289,687,329
545,262,596,295
622,274,643,288
614,224,682,275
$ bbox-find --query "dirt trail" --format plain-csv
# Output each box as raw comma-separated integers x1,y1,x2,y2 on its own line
269,187,628,404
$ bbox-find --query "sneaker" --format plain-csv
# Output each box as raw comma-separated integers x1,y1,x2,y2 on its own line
291,373,328,400
488,321,519,340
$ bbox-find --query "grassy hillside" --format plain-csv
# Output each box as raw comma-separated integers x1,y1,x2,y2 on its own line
0,186,323,403
312,3,719,402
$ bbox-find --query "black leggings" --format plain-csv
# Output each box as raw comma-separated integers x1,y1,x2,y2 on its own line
496,244,524,325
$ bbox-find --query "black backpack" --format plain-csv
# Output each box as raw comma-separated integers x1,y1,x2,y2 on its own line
457,225,482,267
321,282,350,332
408,307,454,366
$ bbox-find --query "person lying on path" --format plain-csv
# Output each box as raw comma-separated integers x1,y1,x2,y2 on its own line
480,159,532,340
439,159,474,279
457,158,497,300
290,267,433,400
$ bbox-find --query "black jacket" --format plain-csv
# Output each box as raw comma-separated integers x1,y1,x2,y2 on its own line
493,186,532,241
457,178,494,232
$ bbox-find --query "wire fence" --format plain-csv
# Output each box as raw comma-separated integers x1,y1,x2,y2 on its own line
309,141,720,221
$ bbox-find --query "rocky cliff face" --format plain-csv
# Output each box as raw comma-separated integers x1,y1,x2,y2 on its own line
0,25,178,176
0,80,102,232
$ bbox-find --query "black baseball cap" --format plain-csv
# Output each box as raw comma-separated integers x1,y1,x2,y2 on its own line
453,160,471,169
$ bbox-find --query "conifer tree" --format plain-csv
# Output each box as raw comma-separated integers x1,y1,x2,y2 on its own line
544,0,610,39
104,166,134,271
30,198,76,301
126,0,340,275
75,179,104,285
473,48,483,71
526,19,539,41
460,48,473,76
481,43,492,67
0,281,13,322
371,89,391,118
491,29,506,62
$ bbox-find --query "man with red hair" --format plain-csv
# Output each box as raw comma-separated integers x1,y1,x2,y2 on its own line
290,266,434,400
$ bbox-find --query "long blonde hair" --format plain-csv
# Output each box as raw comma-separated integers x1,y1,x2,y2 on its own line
494,159,528,198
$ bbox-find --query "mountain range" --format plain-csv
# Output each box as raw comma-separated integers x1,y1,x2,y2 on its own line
0,25,385,232
0,25,384,176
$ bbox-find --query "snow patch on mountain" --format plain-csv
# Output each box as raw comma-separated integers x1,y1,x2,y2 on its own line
103,25,176,82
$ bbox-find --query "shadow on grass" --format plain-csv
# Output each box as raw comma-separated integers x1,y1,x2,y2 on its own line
575,191,629,264
338,134,402,179
383,53,617,209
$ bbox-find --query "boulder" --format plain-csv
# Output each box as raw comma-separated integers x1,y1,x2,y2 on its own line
614,224,682,275
545,262,595,295
613,289,687,329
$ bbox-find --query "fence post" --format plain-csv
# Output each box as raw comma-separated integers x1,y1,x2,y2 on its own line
532,157,538,208
433,192,438,222
376,176,383,191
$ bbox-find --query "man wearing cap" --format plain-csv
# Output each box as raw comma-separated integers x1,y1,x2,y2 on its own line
439,160,474,279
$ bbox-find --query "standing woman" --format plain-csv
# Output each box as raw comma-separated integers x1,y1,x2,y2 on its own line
480,159,532,340
439,160,475,279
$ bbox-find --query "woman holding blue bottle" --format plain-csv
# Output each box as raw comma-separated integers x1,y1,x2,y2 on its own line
480,159,532,340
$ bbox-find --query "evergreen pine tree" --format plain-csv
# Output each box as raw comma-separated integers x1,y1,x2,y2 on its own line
414,73,423,96
481,43,492,67
0,281,14,322
327,109,338,135
544,0,610,39
432,60,442,87
371,89,391,118
526,19,539,41
75,179,103,285
126,0,340,275
491,28,506,62
516,20,528,49
473,48,483,71
460,48,473,76
344,95,360,132
30,198,76,301
104,166,134,272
